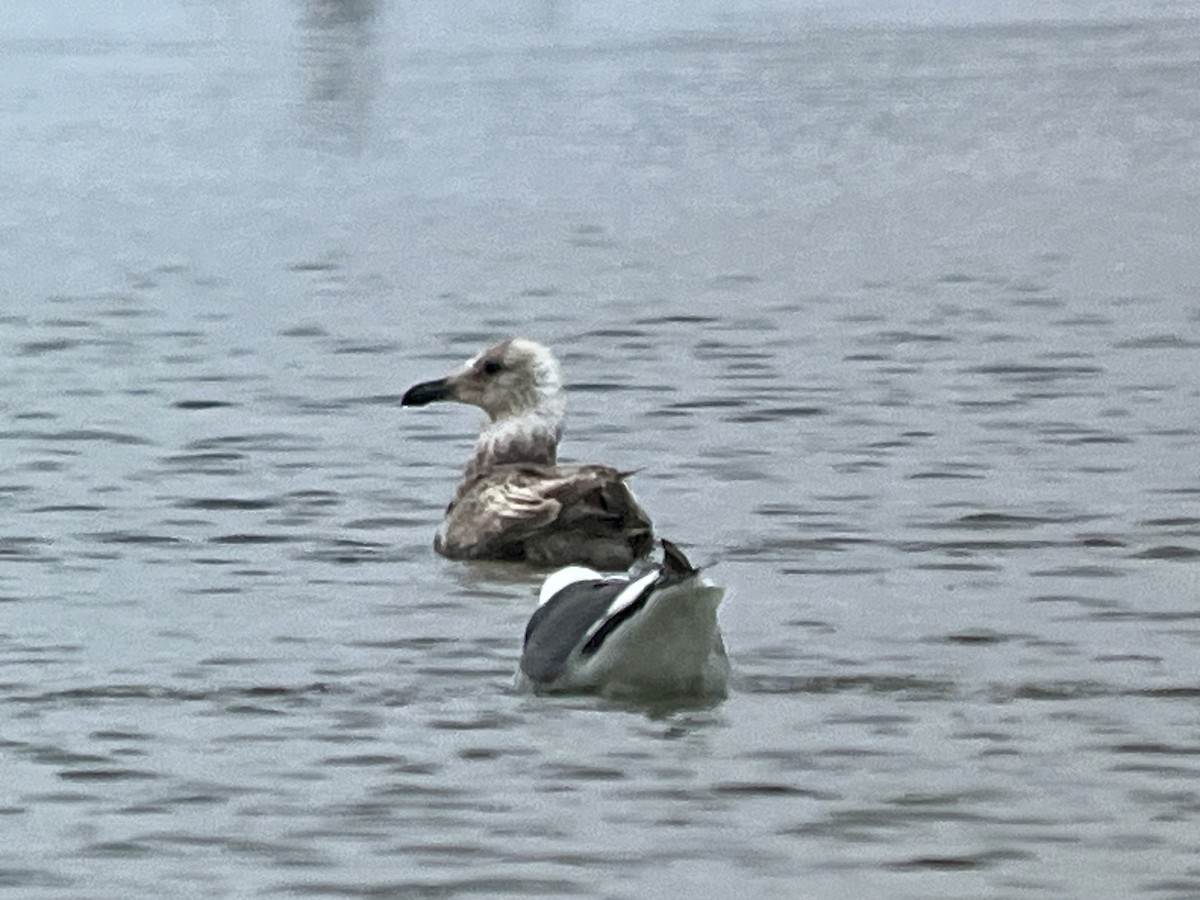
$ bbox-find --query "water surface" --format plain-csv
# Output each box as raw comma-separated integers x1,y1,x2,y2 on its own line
3,2,1200,897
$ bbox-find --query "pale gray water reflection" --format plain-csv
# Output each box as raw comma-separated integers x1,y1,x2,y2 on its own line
4,1,1200,898
297,0,382,152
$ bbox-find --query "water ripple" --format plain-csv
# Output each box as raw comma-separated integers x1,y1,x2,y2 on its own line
7,10,1200,899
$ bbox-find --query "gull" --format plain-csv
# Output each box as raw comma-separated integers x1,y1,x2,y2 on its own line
401,338,654,569
516,539,729,700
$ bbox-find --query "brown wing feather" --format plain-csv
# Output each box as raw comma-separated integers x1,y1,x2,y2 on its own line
436,464,653,567
437,469,561,560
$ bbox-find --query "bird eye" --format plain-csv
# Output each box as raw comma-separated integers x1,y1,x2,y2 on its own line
482,360,503,375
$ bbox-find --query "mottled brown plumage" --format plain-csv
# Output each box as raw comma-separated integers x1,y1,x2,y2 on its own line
401,339,654,569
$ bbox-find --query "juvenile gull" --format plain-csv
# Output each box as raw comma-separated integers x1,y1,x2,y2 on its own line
517,539,729,700
401,338,654,569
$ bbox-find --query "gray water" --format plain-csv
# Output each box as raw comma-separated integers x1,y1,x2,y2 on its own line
4,1,1200,897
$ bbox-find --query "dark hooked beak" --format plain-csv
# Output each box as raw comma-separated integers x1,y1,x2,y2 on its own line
401,377,453,407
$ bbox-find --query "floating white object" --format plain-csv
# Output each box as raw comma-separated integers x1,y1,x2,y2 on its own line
517,539,729,701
